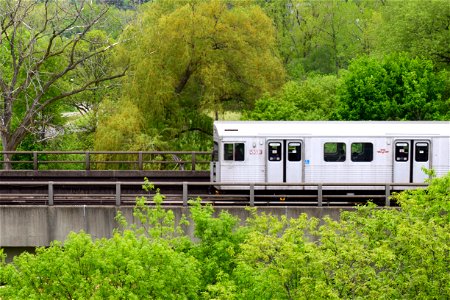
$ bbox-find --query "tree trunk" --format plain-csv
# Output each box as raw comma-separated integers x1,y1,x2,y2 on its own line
2,153,12,170
1,136,13,170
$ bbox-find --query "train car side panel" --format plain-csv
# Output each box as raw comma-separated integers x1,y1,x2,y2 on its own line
217,137,265,189
431,137,450,177
212,121,450,191
304,137,392,186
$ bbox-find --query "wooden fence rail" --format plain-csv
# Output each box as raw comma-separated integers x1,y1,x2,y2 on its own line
0,151,211,171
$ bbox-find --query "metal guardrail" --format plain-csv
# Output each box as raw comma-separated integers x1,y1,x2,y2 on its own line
0,151,211,171
0,181,428,207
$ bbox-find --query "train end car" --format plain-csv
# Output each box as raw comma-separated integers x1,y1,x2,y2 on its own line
210,121,450,191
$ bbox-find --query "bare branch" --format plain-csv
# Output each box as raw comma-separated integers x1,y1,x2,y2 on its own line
10,66,128,150
0,0,126,154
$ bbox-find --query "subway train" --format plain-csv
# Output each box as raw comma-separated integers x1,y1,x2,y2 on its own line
210,121,450,190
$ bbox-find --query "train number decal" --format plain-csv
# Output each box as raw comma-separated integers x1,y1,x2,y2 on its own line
249,149,263,155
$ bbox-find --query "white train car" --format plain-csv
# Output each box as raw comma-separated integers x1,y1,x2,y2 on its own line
211,121,450,190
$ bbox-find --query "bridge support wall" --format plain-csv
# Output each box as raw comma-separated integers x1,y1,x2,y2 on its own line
1,205,353,260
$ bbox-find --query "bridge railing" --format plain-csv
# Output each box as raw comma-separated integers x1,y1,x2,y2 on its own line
0,151,212,171
0,180,428,207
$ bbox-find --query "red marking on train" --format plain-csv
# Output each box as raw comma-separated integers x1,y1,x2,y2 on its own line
377,149,389,154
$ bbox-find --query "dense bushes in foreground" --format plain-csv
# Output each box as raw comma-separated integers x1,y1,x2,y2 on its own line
1,174,449,299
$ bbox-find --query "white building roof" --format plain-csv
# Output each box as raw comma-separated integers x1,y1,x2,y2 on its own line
214,121,450,138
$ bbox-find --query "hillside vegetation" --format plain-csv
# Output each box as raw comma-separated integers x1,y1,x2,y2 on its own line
0,0,448,155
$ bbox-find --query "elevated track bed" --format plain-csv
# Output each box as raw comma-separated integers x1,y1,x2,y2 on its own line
0,170,210,182
0,179,423,207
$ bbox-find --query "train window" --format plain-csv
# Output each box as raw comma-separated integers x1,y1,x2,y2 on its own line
351,143,373,162
224,143,245,161
288,142,301,161
395,143,409,162
235,143,245,161
224,144,234,160
212,142,219,162
415,142,429,162
268,142,282,161
324,142,346,162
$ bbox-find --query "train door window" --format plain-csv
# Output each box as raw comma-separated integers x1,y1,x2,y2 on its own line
212,142,219,162
268,142,282,161
395,143,409,162
288,142,301,161
415,142,429,162
351,143,373,162
224,143,245,161
324,142,346,162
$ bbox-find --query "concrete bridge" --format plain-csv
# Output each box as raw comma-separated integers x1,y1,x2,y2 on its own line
0,205,352,261
0,168,373,261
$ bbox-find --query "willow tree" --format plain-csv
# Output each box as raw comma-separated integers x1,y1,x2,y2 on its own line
0,0,126,169
96,0,285,151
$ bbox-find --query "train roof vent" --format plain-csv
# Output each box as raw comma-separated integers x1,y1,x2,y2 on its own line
224,129,238,131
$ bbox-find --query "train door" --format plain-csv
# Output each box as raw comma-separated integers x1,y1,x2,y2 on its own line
266,140,303,184
393,140,430,183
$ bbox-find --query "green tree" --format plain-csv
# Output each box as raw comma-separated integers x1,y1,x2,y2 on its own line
0,180,200,299
0,0,126,169
0,232,200,299
335,53,450,120
230,211,332,299
313,172,450,299
93,98,170,169
1,173,449,298
377,0,450,70
227,173,450,299
95,0,285,152
256,0,383,78
188,199,247,294
243,74,339,120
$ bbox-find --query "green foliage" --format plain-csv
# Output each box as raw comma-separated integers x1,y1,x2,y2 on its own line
0,232,200,299
243,75,340,120
116,178,191,249
229,174,450,299
394,170,450,227
0,1,125,158
66,29,119,119
95,0,285,151
46,113,96,152
2,0,449,152
95,99,158,151
0,179,200,299
257,0,383,78
335,53,450,120
188,199,247,293
378,0,450,71
1,173,449,299
231,211,327,299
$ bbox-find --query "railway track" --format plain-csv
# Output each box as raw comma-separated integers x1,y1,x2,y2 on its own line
0,179,418,207
0,150,436,207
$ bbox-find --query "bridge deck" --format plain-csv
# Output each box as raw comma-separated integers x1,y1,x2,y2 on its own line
0,170,210,182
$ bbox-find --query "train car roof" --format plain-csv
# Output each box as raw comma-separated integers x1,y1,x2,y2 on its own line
214,121,450,138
